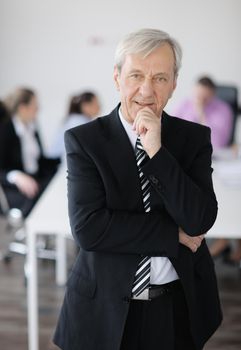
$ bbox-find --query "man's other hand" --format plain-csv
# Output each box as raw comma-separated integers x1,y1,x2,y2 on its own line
179,228,205,253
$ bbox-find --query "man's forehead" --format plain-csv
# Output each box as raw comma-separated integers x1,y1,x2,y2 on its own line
122,51,175,74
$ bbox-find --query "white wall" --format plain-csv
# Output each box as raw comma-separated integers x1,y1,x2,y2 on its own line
1,0,241,148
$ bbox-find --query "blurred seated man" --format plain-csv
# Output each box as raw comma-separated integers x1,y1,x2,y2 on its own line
0,87,60,218
173,76,233,151
173,77,241,263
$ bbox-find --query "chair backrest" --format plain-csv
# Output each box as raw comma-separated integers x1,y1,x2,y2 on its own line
216,85,239,145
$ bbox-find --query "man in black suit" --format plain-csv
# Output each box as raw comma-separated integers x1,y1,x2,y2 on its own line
54,28,222,350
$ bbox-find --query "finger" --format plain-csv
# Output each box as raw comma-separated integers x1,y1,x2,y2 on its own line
135,115,156,135
196,235,204,245
194,239,202,249
197,236,204,244
136,121,148,136
134,120,145,136
134,108,156,129
134,112,148,127
192,243,198,253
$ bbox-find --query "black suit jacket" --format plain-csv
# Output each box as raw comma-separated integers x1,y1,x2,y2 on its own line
54,106,222,350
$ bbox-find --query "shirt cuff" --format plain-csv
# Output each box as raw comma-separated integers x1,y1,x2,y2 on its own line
7,170,22,184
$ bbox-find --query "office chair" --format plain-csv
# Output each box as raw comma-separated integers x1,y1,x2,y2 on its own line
216,85,239,145
0,183,25,261
0,183,56,262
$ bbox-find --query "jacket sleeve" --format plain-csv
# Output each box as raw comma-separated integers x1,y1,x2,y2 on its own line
65,129,178,257
142,127,217,236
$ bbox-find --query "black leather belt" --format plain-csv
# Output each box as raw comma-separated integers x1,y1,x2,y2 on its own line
132,279,182,301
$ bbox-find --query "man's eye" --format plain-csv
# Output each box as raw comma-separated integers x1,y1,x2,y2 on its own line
155,76,167,83
130,74,141,79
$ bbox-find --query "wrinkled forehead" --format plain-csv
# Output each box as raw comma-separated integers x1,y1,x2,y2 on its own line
121,44,176,75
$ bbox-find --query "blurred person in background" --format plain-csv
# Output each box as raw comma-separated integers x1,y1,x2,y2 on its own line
173,77,241,263
173,76,233,151
0,87,60,218
49,91,100,159
0,100,10,123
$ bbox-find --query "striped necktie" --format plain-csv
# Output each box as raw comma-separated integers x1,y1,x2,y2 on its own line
132,136,151,298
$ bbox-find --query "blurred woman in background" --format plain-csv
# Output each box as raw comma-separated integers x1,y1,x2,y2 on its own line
49,91,101,159
0,87,60,217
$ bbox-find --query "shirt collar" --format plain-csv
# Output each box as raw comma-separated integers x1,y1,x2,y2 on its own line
12,115,37,137
118,108,137,149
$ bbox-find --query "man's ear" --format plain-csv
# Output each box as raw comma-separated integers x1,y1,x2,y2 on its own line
173,78,177,92
113,65,120,91
169,78,177,98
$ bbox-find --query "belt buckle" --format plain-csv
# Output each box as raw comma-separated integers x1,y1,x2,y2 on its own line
132,288,150,301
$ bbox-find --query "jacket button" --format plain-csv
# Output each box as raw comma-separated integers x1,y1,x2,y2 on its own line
149,175,158,184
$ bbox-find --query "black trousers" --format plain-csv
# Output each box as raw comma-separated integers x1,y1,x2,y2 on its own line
120,283,196,350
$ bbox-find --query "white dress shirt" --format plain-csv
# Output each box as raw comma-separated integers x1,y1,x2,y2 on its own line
12,116,40,174
118,109,179,285
7,117,40,184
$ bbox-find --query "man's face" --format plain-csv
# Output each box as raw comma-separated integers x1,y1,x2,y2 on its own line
193,84,215,106
114,44,177,123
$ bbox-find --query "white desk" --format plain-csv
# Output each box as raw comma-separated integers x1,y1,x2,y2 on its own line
208,159,241,238
26,160,241,350
26,167,71,350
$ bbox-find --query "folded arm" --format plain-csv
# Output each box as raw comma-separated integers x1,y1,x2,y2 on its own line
142,127,217,236
65,129,179,257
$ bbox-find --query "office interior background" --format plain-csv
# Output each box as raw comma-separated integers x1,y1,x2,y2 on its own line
0,0,241,349
1,0,241,147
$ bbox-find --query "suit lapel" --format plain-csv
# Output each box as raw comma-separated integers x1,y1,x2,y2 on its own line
161,112,186,164
98,107,184,210
98,106,144,210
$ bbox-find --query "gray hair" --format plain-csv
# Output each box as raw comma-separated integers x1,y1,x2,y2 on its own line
114,28,182,77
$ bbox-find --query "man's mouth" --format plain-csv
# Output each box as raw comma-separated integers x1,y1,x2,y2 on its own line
134,101,154,107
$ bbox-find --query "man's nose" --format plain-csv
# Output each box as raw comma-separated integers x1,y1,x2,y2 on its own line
139,78,154,98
